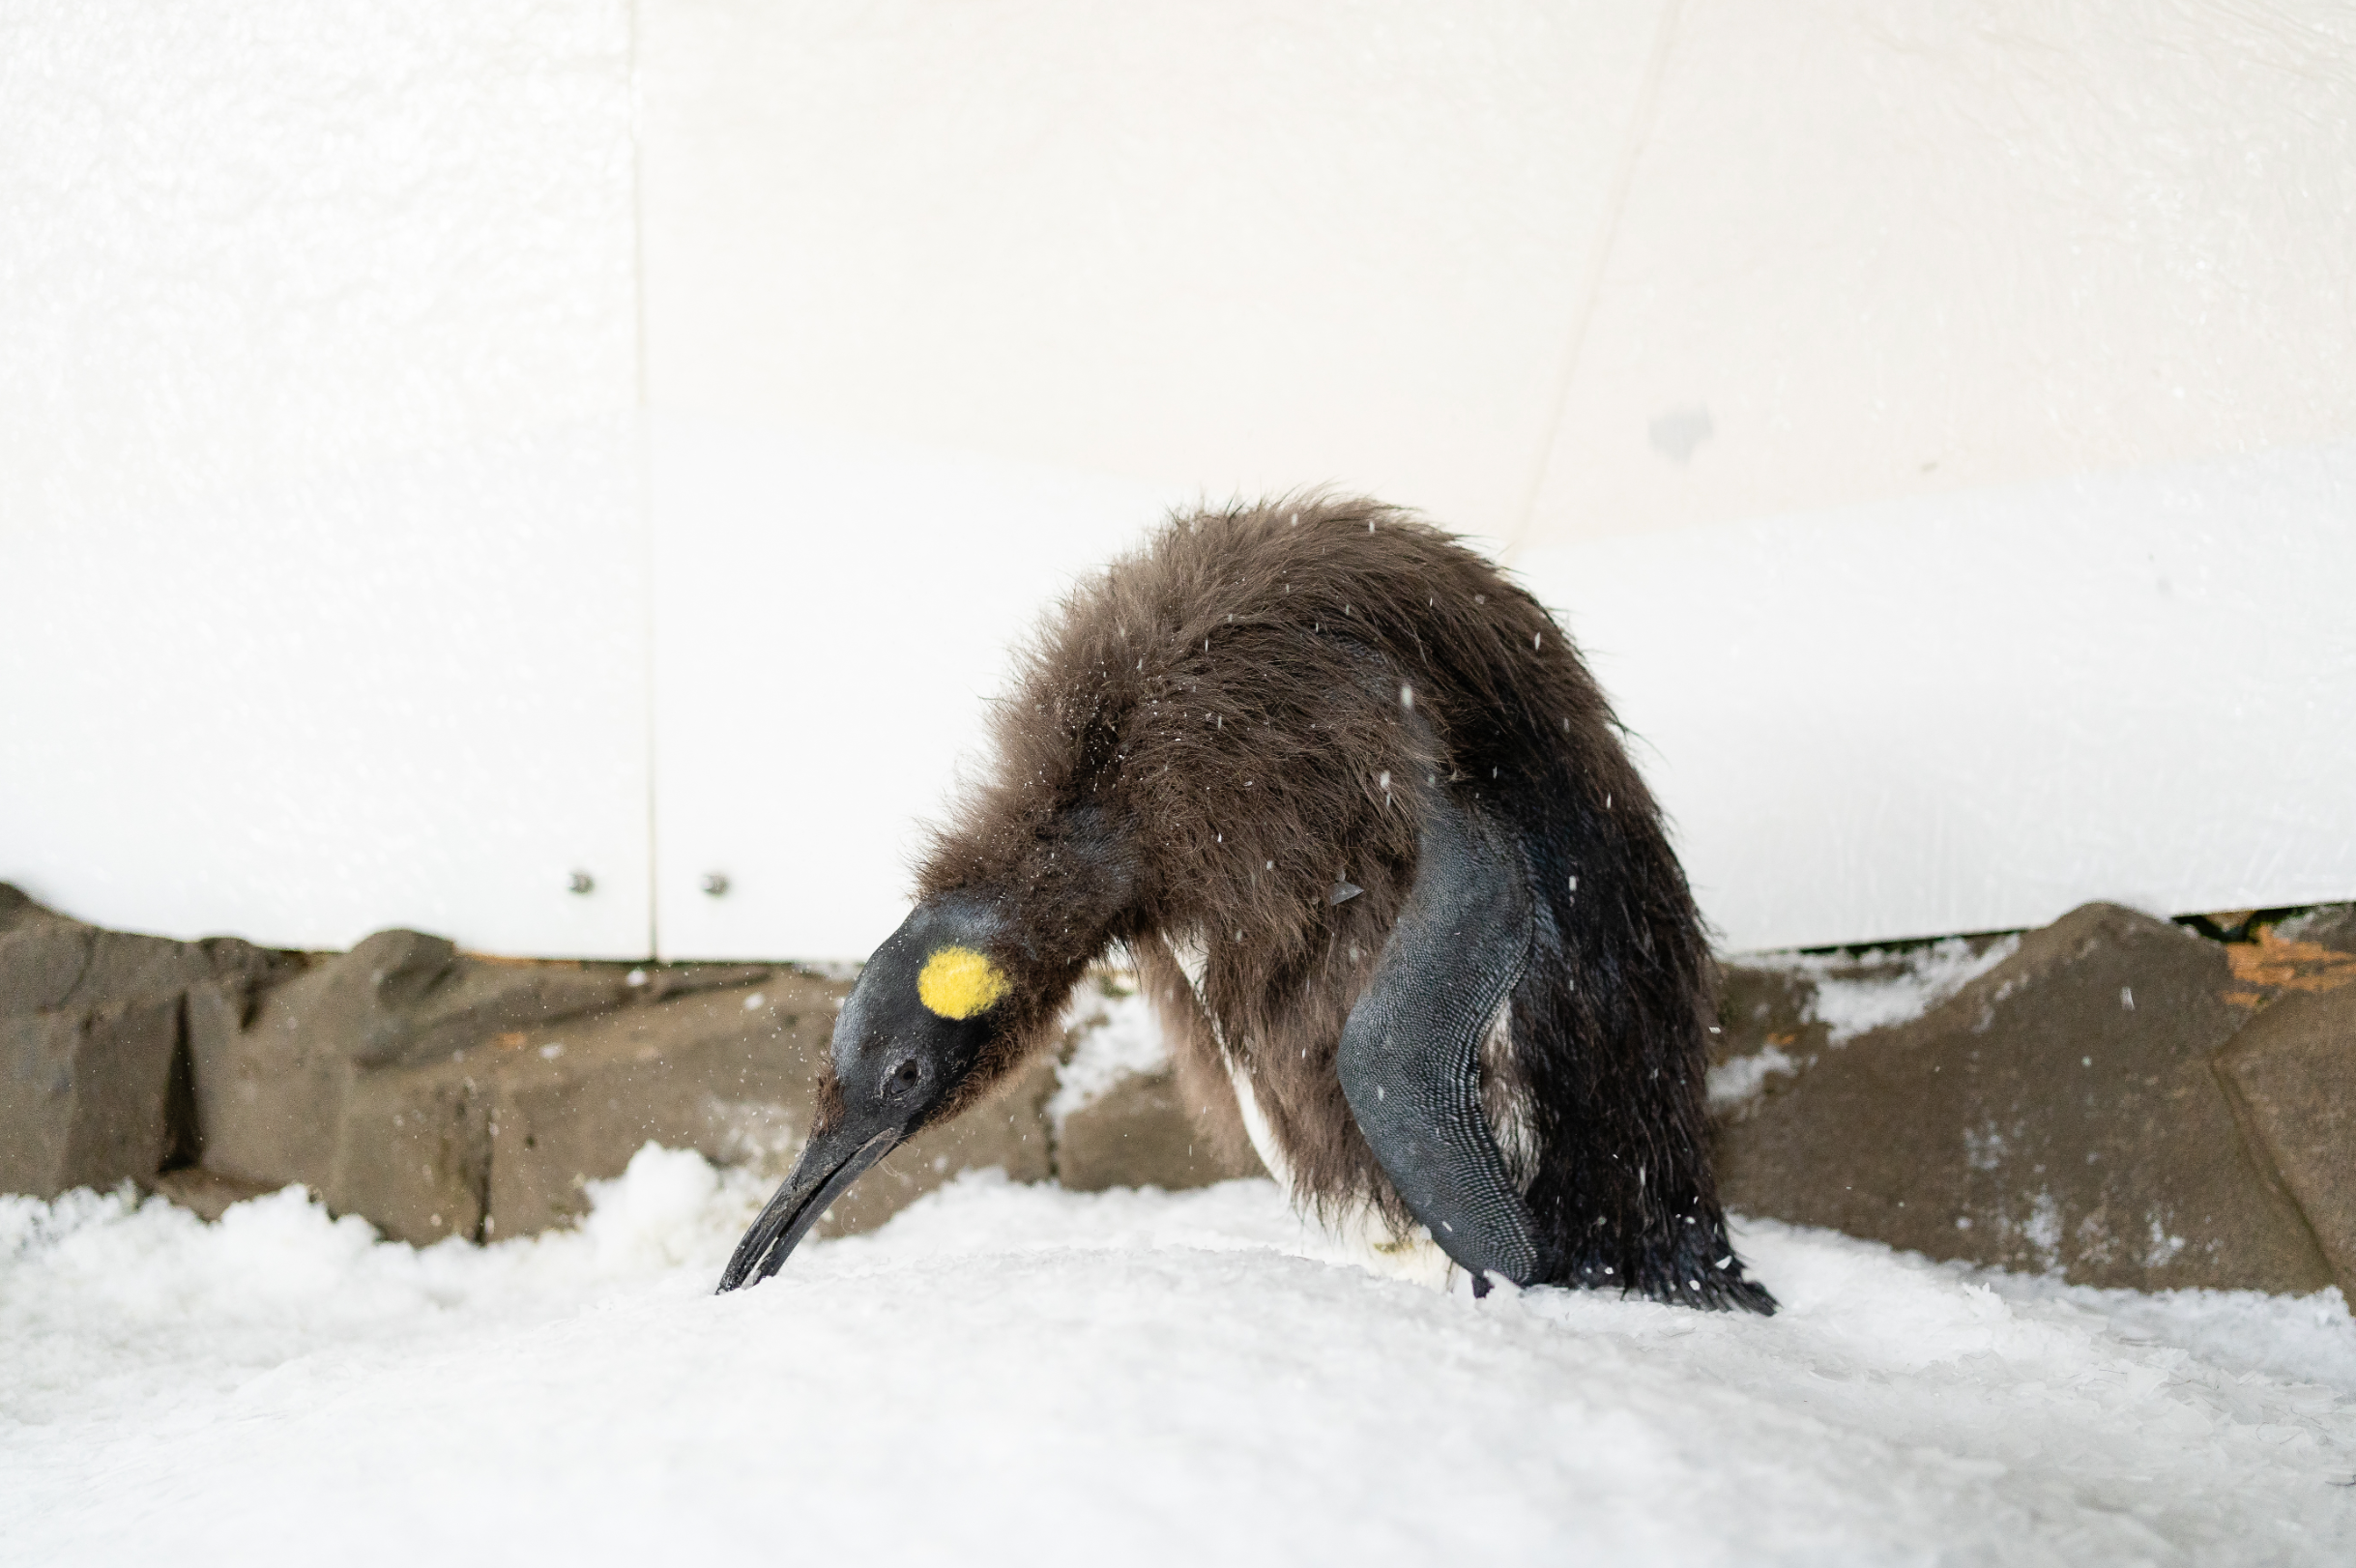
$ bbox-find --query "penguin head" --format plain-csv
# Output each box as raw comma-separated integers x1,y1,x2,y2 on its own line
828,896,1014,1132
716,895,1016,1292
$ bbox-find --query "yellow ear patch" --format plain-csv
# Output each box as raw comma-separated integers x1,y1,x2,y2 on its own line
917,945,1009,1021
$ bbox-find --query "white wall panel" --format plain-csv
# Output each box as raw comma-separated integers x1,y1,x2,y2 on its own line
0,423,654,957
0,2,650,957
632,0,1677,958
8,1,2350,963
0,0,638,527
636,0,1668,540
1522,444,2356,951
647,417,1177,961
1524,0,2356,544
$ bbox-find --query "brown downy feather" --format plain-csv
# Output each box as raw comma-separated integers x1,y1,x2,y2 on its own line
899,493,1769,1311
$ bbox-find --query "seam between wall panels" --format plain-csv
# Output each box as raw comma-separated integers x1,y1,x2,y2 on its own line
628,0,659,961
1506,0,1685,560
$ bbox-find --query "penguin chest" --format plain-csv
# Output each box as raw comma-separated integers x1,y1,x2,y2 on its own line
1163,927,1289,1177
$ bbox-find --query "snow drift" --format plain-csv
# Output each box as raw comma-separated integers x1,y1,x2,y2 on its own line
4,1148,2352,1566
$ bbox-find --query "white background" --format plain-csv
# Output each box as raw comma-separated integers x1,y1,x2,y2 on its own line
4,0,2351,960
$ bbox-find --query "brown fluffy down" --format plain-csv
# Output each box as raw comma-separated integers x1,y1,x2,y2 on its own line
904,494,1768,1310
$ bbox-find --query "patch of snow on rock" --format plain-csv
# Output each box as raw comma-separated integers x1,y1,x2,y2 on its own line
1048,971,1168,1128
1705,1042,1798,1114
1709,938,2023,1114
1760,933,2023,1044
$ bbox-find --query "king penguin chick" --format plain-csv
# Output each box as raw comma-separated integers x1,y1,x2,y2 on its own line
720,496,1774,1312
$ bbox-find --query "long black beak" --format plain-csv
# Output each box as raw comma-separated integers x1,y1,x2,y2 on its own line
715,1123,901,1292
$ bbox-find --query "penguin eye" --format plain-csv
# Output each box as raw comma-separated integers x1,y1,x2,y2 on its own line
887,1059,923,1095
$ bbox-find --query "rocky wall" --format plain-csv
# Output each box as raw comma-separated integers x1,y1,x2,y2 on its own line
5,882,2350,1304
1711,902,2356,1298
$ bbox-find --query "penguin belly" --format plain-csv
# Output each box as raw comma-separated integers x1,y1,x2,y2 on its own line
1166,925,1462,1291
1224,1060,1460,1291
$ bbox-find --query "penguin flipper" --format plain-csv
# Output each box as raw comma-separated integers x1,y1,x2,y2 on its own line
1337,786,1546,1291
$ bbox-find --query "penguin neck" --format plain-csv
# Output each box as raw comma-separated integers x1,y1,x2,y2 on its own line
920,800,1143,990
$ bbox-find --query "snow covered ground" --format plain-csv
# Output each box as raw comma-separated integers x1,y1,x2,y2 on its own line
6,1151,2353,1567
